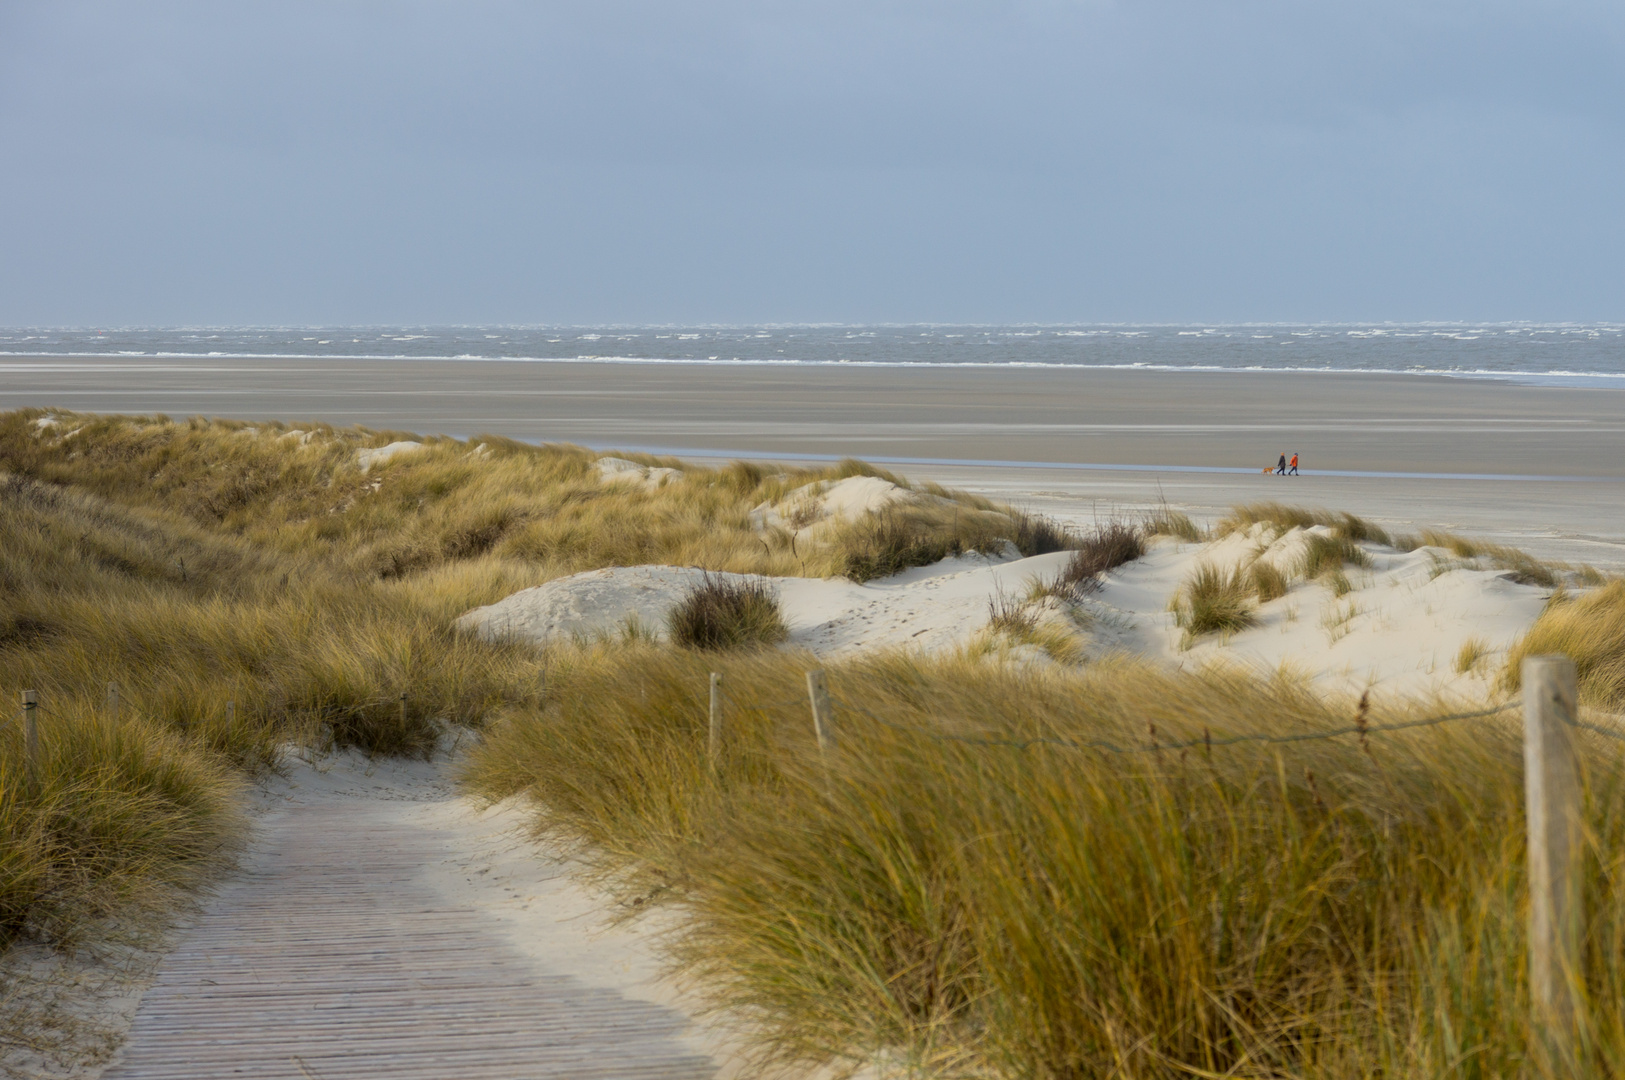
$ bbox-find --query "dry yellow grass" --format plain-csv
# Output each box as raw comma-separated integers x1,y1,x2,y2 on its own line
465,644,1625,1078
0,696,242,952
1506,580,1625,706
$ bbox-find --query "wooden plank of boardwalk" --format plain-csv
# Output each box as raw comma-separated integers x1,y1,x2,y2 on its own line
105,802,717,1080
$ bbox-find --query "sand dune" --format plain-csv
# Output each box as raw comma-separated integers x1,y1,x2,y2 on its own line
460,524,1556,701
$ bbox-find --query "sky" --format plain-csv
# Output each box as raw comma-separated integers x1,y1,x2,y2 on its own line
1,1,1621,325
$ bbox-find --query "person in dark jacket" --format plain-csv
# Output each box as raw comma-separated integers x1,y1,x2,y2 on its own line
1276,453,1287,476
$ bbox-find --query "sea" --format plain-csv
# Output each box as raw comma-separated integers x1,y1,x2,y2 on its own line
3,324,1624,387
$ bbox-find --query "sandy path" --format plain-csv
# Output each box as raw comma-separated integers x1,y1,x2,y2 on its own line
98,753,735,1080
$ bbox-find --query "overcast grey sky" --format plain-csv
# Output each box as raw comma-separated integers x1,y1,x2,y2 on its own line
1,1,1620,325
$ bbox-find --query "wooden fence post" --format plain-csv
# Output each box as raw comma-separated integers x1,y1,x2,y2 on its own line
107,681,119,720
708,673,723,773
806,670,835,755
399,692,408,731
1524,655,1583,1072
21,691,38,794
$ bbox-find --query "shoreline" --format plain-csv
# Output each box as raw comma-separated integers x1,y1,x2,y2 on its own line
8,350,1625,389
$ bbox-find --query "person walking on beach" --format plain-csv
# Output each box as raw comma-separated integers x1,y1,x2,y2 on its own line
1276,453,1287,476
1288,452,1299,476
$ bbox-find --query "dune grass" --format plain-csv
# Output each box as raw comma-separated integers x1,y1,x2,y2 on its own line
1218,502,1392,545
0,696,242,951
1143,505,1205,542
667,576,789,651
1402,528,1566,588
1299,532,1372,579
0,412,1013,585
1505,580,1625,706
1173,563,1257,645
1456,636,1489,675
1248,559,1290,602
465,644,1625,1078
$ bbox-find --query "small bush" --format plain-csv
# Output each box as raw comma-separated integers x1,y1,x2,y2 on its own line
667,575,789,651
1249,560,1290,602
1011,511,1079,557
1174,564,1256,644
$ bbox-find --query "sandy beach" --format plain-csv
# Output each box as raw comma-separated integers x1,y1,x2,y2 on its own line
6,356,1625,566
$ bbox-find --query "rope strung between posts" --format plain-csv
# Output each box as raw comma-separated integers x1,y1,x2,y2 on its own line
828,697,1526,756
725,684,1569,755
1559,711,1625,744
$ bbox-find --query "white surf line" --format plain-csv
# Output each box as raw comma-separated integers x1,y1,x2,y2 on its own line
101,758,720,1080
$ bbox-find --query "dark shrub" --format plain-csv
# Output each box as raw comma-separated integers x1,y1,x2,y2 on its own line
1046,520,1145,599
1012,511,1079,557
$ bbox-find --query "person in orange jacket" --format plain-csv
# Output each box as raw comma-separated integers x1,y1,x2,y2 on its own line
1288,452,1299,476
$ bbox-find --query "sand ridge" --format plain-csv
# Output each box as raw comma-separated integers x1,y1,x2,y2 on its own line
460,528,1555,701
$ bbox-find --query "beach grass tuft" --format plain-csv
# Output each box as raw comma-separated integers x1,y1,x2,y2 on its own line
1505,579,1625,705
667,576,789,651
1455,636,1489,674
1143,505,1205,542
1418,529,1562,587
1302,533,1372,579
1249,559,1290,602
1174,563,1256,644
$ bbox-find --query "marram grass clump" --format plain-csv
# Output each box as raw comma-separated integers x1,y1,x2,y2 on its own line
1174,563,1256,645
667,576,789,650
0,695,242,950
1506,579,1625,705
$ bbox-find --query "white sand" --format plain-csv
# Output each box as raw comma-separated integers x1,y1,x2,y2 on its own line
355,440,424,471
596,456,684,490
460,526,1556,702
748,475,946,535
457,546,1057,657
1089,529,1551,701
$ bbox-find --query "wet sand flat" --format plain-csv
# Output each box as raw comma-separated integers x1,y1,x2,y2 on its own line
5,356,1625,565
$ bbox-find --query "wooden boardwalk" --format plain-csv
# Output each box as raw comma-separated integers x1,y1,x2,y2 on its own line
104,799,717,1080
